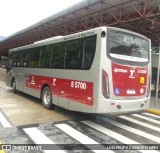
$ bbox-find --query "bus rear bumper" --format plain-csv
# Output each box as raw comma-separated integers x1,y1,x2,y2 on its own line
96,97,150,114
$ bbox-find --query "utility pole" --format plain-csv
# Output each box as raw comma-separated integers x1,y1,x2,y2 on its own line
155,43,160,108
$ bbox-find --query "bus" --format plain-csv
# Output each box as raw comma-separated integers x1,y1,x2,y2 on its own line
6,26,151,114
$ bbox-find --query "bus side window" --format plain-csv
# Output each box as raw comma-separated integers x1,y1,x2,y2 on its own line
39,46,51,68
13,52,21,67
83,36,96,69
51,43,65,69
21,50,29,67
29,48,40,67
50,45,55,68
13,54,17,67
65,41,82,69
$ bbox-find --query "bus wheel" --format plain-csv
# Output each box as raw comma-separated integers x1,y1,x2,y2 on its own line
42,86,53,109
12,80,17,94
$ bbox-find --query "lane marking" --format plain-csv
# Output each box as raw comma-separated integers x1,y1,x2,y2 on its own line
119,116,160,132
0,140,5,153
23,127,65,153
82,120,159,153
142,112,160,119
82,120,138,144
55,123,113,153
132,114,160,125
0,112,12,128
101,117,160,143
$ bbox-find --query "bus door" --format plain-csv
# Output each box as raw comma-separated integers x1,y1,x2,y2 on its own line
13,52,24,92
15,68,24,92
6,55,13,87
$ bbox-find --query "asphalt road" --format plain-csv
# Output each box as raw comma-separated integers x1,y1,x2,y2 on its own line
0,109,160,153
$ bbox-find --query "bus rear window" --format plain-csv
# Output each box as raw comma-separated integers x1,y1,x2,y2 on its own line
108,30,149,62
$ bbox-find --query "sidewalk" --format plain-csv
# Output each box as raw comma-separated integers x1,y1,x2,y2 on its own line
148,96,160,115
150,96,160,108
0,68,6,83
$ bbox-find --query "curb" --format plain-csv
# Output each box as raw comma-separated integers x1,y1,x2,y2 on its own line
146,108,160,115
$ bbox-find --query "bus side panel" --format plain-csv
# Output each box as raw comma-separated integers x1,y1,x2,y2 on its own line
22,69,94,108
10,67,24,92
22,68,41,98
24,87,41,98
69,28,103,113
52,95,59,105
16,67,24,92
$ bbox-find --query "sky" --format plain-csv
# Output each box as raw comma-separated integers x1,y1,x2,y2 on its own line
0,0,83,37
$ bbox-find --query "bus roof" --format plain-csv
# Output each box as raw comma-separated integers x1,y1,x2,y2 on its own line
9,26,102,52
33,36,63,44
9,26,149,53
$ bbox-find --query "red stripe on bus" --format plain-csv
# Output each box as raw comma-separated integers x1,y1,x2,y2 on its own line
25,75,94,106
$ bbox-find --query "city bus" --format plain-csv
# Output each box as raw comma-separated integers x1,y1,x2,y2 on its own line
6,26,151,114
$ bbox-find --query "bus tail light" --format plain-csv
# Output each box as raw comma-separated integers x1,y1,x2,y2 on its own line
102,70,110,99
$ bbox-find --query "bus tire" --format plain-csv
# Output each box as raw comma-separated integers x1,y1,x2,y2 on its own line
42,86,53,109
12,79,17,94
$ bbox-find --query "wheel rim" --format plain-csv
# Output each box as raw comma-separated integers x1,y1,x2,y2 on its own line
43,90,51,105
